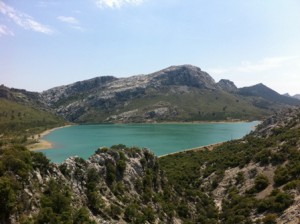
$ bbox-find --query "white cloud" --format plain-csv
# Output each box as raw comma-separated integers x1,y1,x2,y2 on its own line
207,56,300,95
208,56,298,75
0,24,14,36
235,56,296,73
57,16,79,25
95,0,144,9
0,1,53,34
57,16,83,31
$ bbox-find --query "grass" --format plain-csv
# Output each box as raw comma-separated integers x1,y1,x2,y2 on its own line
0,99,66,136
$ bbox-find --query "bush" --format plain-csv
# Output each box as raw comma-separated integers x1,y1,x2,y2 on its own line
31,152,50,173
254,174,269,192
257,190,294,213
116,160,126,177
0,176,17,220
274,166,289,186
262,213,278,224
106,161,116,184
110,204,122,219
74,207,96,224
124,203,139,222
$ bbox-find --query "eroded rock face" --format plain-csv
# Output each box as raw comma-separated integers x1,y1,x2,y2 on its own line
217,79,238,93
39,65,225,123
150,65,217,89
13,147,178,224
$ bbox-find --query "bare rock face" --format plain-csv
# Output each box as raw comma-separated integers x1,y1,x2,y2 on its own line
39,65,223,123
15,146,178,224
150,65,217,89
217,79,238,93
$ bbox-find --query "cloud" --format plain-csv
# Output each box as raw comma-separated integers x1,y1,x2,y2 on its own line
0,24,14,36
235,56,296,73
37,1,59,8
57,16,83,31
0,1,53,34
208,56,298,75
95,0,144,9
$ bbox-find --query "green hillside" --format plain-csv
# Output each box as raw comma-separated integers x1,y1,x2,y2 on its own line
0,99,66,136
159,107,300,223
79,87,270,123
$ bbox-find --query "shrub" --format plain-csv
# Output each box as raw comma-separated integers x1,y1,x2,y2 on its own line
74,207,96,224
0,176,17,220
116,160,126,177
262,213,278,224
31,152,50,173
274,166,289,186
254,174,269,192
106,161,116,184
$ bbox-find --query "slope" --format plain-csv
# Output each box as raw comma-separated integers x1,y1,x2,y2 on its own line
0,85,66,136
239,83,300,106
160,106,300,223
1,106,300,223
41,65,295,123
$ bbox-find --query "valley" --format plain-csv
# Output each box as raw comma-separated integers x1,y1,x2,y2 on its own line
0,65,300,223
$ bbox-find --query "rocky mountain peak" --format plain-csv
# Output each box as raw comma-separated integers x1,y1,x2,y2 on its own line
293,94,300,100
217,79,238,92
150,64,216,89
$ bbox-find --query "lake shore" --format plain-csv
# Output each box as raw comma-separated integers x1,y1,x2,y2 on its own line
158,142,224,158
27,125,73,151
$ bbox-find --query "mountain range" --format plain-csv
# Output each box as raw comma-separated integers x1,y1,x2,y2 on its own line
1,65,300,126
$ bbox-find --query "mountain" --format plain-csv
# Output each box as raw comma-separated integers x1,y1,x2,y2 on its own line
2,106,300,223
217,79,238,93
41,65,299,123
0,85,66,135
293,94,300,100
2,65,298,124
238,83,300,106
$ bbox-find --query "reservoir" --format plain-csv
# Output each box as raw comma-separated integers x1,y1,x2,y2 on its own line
39,122,259,163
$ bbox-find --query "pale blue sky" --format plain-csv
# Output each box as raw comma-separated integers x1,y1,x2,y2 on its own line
1,0,300,94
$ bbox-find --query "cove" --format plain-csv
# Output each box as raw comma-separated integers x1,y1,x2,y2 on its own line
39,122,259,163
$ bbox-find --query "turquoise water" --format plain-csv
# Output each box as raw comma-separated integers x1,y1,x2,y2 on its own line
39,122,259,163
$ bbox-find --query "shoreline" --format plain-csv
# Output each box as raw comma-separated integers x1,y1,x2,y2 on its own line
89,119,257,125
158,142,224,158
27,125,73,151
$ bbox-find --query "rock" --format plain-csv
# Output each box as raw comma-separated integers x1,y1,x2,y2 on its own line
217,79,238,92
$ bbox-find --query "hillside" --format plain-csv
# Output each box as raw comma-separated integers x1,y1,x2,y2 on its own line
238,83,300,107
1,107,300,223
41,65,299,123
160,106,300,223
0,85,66,137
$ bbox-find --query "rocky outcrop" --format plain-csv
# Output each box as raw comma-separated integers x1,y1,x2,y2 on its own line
217,79,238,93
10,146,181,223
150,65,217,89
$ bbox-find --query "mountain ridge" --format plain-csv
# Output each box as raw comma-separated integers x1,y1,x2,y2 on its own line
2,65,299,124
40,65,300,123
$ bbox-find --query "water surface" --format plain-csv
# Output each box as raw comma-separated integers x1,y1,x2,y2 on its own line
40,122,259,163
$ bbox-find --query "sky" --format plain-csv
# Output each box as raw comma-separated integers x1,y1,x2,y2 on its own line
1,0,300,95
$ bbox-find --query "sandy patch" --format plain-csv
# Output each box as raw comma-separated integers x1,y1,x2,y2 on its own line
27,125,73,151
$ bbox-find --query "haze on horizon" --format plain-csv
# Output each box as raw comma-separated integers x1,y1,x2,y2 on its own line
1,0,299,95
